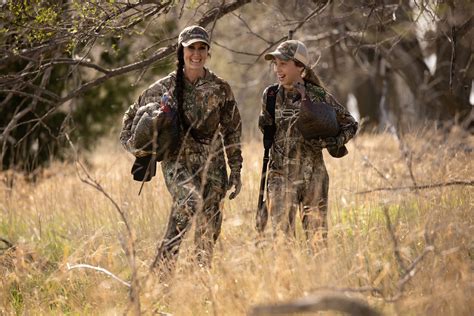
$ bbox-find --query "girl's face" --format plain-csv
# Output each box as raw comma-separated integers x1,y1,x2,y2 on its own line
273,58,304,88
183,42,209,71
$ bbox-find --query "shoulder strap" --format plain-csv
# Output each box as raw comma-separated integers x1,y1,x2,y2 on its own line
263,84,278,150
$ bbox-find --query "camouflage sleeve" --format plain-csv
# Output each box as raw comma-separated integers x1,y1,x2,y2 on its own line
325,92,358,144
258,87,274,133
220,84,243,173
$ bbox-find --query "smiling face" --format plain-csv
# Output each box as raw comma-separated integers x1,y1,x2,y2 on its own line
183,42,209,71
273,58,305,89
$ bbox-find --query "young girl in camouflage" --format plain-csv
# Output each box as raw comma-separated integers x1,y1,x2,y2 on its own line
120,26,242,277
259,40,358,247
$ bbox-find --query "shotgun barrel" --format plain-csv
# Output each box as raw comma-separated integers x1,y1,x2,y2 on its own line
256,148,270,233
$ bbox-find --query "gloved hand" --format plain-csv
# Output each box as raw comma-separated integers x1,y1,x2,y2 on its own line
308,137,331,148
227,171,242,200
325,134,348,158
324,134,346,147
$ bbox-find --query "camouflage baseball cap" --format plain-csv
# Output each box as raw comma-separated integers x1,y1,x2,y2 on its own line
178,25,210,47
264,40,309,67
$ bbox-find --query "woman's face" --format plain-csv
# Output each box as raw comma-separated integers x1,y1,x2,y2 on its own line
273,58,304,88
183,42,209,71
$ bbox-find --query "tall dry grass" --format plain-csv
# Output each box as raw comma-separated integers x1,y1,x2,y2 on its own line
0,130,473,315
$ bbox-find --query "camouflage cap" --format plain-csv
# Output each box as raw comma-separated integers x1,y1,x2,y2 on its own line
264,40,309,67
178,25,210,47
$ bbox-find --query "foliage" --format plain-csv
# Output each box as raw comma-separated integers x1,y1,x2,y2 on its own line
1,0,472,173
0,1,179,171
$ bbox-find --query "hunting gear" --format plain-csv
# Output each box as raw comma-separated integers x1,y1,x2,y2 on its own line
257,40,358,244
120,25,242,278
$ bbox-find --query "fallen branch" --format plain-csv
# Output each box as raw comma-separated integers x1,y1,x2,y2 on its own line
249,291,381,316
67,263,131,288
355,180,474,194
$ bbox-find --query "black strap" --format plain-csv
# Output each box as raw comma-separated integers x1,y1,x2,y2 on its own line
263,84,279,150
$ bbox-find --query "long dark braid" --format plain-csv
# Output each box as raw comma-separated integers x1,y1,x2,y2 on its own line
175,45,185,115
175,45,190,134
174,44,209,143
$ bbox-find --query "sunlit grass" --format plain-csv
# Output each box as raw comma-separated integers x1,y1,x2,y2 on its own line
1,132,473,315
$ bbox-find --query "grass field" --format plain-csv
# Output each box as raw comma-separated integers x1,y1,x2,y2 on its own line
1,131,472,315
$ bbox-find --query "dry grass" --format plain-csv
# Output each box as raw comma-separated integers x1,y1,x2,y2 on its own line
1,131,473,315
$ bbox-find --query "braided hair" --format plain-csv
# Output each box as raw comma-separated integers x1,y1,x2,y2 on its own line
174,43,211,143
175,44,185,113
174,44,194,135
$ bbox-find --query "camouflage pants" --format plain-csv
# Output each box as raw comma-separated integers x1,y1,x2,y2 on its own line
267,151,329,245
150,150,227,276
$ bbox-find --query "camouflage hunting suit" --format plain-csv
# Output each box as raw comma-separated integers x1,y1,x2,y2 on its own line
120,68,242,273
259,82,357,244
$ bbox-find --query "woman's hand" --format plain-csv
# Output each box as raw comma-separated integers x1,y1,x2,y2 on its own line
227,171,241,200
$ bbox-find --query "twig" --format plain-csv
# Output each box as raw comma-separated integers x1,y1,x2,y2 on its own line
355,180,474,194
383,206,407,273
389,245,435,302
67,263,131,288
362,155,393,185
253,0,331,65
212,40,260,56
393,129,417,188
305,244,435,304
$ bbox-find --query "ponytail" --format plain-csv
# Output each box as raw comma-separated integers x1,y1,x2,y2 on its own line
294,58,325,89
302,67,325,89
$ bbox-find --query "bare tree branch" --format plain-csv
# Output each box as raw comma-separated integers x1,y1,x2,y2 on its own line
355,180,474,195
249,291,381,316
65,134,141,314
383,206,407,273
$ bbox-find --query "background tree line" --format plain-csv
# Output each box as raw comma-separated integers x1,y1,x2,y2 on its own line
1,0,472,173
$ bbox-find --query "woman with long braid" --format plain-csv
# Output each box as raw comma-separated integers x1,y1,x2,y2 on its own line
120,26,242,278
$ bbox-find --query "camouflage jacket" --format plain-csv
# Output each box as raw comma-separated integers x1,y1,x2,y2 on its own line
258,82,358,167
120,68,242,173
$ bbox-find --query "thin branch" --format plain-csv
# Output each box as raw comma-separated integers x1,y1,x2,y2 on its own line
0,90,56,104
392,245,435,300
67,263,131,288
383,206,407,273
362,155,393,185
355,180,474,194
254,0,331,63
212,40,260,56
231,12,272,44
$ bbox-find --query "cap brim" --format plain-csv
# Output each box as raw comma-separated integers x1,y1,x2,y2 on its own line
181,39,210,47
264,52,291,61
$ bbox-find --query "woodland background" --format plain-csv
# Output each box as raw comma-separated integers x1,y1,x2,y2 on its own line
0,1,473,315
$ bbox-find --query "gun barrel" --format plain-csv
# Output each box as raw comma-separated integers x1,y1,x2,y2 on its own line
256,149,270,232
